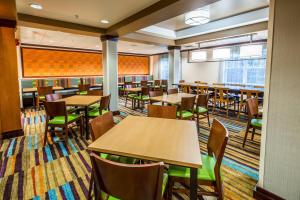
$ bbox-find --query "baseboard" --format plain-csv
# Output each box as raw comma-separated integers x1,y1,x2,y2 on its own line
253,185,285,200
0,129,24,140
112,110,120,115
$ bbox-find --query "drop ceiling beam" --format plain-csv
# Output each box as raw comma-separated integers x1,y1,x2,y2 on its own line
175,21,268,45
17,14,105,37
106,0,220,36
121,32,175,46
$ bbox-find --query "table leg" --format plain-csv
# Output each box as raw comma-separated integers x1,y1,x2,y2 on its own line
190,167,197,200
85,106,89,140
32,91,36,107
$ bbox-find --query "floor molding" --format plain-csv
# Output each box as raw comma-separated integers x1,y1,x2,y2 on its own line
0,129,24,140
253,184,285,200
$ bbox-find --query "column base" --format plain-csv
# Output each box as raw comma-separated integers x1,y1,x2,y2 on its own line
1,129,24,140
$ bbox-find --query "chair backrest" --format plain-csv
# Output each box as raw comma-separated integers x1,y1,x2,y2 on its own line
90,153,164,200
148,105,177,119
141,80,148,87
44,101,67,118
196,85,209,95
149,90,163,97
124,81,133,88
89,112,114,141
154,80,161,86
214,87,229,101
161,80,168,86
179,80,185,83
181,85,190,93
141,87,150,96
37,86,53,96
207,119,229,185
78,84,90,92
167,88,178,95
99,94,111,113
45,93,62,102
87,90,103,96
196,94,209,108
181,96,196,112
240,89,261,103
246,98,259,119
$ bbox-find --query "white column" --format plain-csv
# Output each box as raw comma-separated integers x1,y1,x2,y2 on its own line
101,36,119,112
168,46,181,88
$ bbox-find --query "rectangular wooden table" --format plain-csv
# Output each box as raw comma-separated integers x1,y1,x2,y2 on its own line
88,116,202,199
150,93,196,105
57,95,101,139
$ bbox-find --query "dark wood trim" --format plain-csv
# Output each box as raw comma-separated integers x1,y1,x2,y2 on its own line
253,185,285,200
100,35,118,42
0,129,24,140
0,19,16,28
168,45,181,50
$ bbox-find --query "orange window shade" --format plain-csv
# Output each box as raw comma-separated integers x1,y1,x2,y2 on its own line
22,47,149,77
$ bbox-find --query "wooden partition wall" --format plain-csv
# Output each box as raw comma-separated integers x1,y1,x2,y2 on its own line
21,47,150,77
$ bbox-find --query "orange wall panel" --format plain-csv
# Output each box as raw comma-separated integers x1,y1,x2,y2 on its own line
21,47,150,77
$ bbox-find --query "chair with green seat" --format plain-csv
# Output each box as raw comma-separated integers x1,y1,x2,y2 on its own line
243,97,262,147
37,86,53,108
45,93,80,114
167,119,229,200
87,90,103,110
133,87,150,109
77,83,90,95
149,90,164,105
89,153,168,200
88,94,111,118
195,94,210,133
43,101,83,146
176,96,196,120
123,82,137,107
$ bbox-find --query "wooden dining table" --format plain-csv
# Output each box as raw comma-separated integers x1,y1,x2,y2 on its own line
88,115,202,200
56,95,101,139
150,93,196,105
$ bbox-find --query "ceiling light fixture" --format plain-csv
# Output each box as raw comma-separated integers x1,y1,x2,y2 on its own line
185,9,209,26
30,3,43,10
100,19,109,24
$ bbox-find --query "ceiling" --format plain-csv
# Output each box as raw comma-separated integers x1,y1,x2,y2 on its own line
16,0,159,28
155,0,269,31
19,26,168,54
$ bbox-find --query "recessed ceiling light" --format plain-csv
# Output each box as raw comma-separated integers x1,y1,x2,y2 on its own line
30,3,43,10
100,19,109,24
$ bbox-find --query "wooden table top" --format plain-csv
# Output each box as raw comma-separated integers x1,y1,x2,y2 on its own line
124,87,142,92
88,116,202,168
56,95,101,106
150,93,196,105
22,86,64,93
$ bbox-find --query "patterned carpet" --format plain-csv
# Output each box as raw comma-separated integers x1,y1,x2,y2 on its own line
0,98,260,199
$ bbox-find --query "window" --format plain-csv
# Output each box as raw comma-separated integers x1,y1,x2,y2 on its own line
240,44,263,58
160,54,169,80
189,50,207,62
213,48,231,60
222,44,267,86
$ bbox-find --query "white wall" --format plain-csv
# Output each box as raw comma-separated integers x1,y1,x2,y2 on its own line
181,51,221,84
150,55,160,80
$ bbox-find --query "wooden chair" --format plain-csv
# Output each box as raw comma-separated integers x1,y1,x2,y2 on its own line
87,90,103,96
167,119,229,200
238,89,262,119
133,87,150,109
179,80,185,83
124,82,137,107
148,105,177,119
43,101,83,146
141,80,148,87
78,84,90,95
154,80,161,87
149,90,164,105
243,98,262,147
161,80,168,92
196,85,209,95
181,85,191,94
88,94,111,118
167,88,178,95
177,96,196,120
89,153,167,200
195,94,210,133
213,87,235,117
36,86,53,108
45,93,62,102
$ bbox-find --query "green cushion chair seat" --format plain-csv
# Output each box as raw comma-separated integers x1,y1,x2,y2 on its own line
176,110,193,118
168,155,217,181
127,93,138,98
89,103,100,110
196,106,208,113
101,173,168,200
88,109,109,117
134,95,150,101
79,91,88,95
38,95,46,100
48,114,81,125
251,118,262,128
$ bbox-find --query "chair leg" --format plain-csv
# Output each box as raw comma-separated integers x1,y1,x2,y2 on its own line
226,102,229,117
243,125,250,147
166,177,174,200
207,111,210,127
125,95,128,107
251,128,256,140
44,122,48,146
65,125,69,144
79,117,83,138
196,114,200,134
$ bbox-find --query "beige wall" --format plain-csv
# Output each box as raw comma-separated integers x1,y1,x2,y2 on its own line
181,51,221,84
259,0,300,199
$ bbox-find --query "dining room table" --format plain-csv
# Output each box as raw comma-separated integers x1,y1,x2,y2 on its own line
56,95,101,139
88,115,202,200
149,92,196,105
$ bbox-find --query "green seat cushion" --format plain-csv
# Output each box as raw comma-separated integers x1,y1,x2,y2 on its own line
38,95,45,100
89,103,100,110
127,93,138,98
48,114,80,125
251,118,262,128
176,110,193,118
196,106,208,113
101,173,168,200
168,155,216,181
79,91,88,95
88,109,109,117
134,95,150,101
